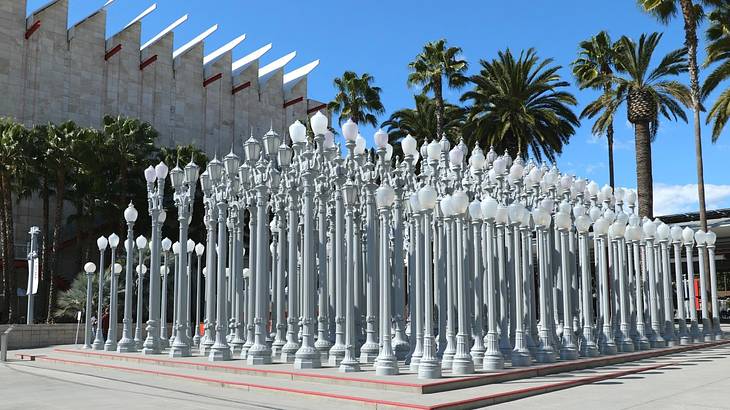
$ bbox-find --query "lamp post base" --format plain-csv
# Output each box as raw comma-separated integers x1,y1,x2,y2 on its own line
208,345,232,361
169,340,192,358
374,355,398,376
451,355,475,375
358,342,379,364
418,359,442,379
293,346,321,369
104,340,117,352
116,338,137,353
482,352,505,370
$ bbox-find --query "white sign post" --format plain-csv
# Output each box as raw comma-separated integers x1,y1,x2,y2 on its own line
26,227,40,325
75,311,82,345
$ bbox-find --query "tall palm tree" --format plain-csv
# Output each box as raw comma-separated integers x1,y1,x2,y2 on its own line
407,39,469,143
0,119,27,322
702,3,730,140
638,0,722,230
460,48,579,162
45,121,82,323
327,71,385,127
382,94,465,159
572,31,623,188
584,33,690,218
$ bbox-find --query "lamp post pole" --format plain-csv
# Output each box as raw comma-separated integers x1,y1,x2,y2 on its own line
169,159,199,357
374,183,398,375
295,146,322,369
160,244,171,350
142,162,167,355
134,238,147,350
200,171,217,355
117,203,138,353
83,261,96,349
671,233,690,345
105,236,120,351
92,236,108,350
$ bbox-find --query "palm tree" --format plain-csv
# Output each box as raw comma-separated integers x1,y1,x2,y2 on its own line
572,31,623,188
327,71,385,127
381,94,465,159
0,118,27,322
584,33,690,218
638,0,722,230
45,121,83,323
702,3,730,140
407,39,469,143
460,48,579,162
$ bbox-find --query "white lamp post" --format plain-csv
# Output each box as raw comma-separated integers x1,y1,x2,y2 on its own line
104,232,120,351
92,236,108,350
83,261,97,349
117,203,138,352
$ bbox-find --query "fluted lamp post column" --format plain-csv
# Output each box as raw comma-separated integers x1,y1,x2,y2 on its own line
142,161,168,355
208,155,232,361
290,120,321,369
169,158,200,357
92,236,108,350
193,243,205,347
694,230,711,341
117,203,138,352
82,262,96,349
575,211,599,357
374,183,398,375
682,227,701,342
134,236,148,350
670,226,690,345
105,262,122,351
160,238,172,349
418,183,442,379
705,231,722,340
643,220,666,348
556,209,578,360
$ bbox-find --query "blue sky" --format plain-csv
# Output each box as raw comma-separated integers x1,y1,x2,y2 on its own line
27,0,730,215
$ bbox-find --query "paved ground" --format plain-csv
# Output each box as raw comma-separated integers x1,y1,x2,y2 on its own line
494,344,730,410
2,338,729,409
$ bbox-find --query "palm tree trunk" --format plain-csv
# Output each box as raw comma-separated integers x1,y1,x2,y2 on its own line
680,0,708,232
46,170,66,323
634,121,654,219
0,173,8,322
1,172,18,322
40,179,50,321
434,76,445,142
607,122,615,189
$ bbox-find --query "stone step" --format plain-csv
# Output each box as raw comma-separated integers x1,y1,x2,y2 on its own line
50,338,730,394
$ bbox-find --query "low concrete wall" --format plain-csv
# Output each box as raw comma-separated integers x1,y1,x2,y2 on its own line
0,324,173,350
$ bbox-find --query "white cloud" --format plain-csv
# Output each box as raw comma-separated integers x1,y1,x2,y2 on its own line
585,162,605,175
586,134,601,144
613,138,634,151
653,183,730,216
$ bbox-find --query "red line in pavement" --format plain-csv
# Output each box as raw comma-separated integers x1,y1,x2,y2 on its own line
37,356,430,409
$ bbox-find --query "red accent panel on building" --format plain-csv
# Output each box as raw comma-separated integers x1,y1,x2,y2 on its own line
307,103,327,114
232,81,251,94
25,20,42,40
283,96,304,108
139,55,158,70
203,73,222,87
104,44,122,61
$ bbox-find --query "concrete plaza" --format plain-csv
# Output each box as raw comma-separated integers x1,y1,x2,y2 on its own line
2,336,729,409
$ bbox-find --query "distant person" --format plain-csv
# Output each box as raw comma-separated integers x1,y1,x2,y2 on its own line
102,307,110,339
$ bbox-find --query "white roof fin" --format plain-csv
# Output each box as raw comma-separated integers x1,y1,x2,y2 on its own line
123,3,157,30
203,34,246,66
140,14,188,50
232,43,272,75
259,51,296,78
173,24,218,59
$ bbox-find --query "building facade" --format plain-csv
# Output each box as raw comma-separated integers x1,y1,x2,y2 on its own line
0,0,327,305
